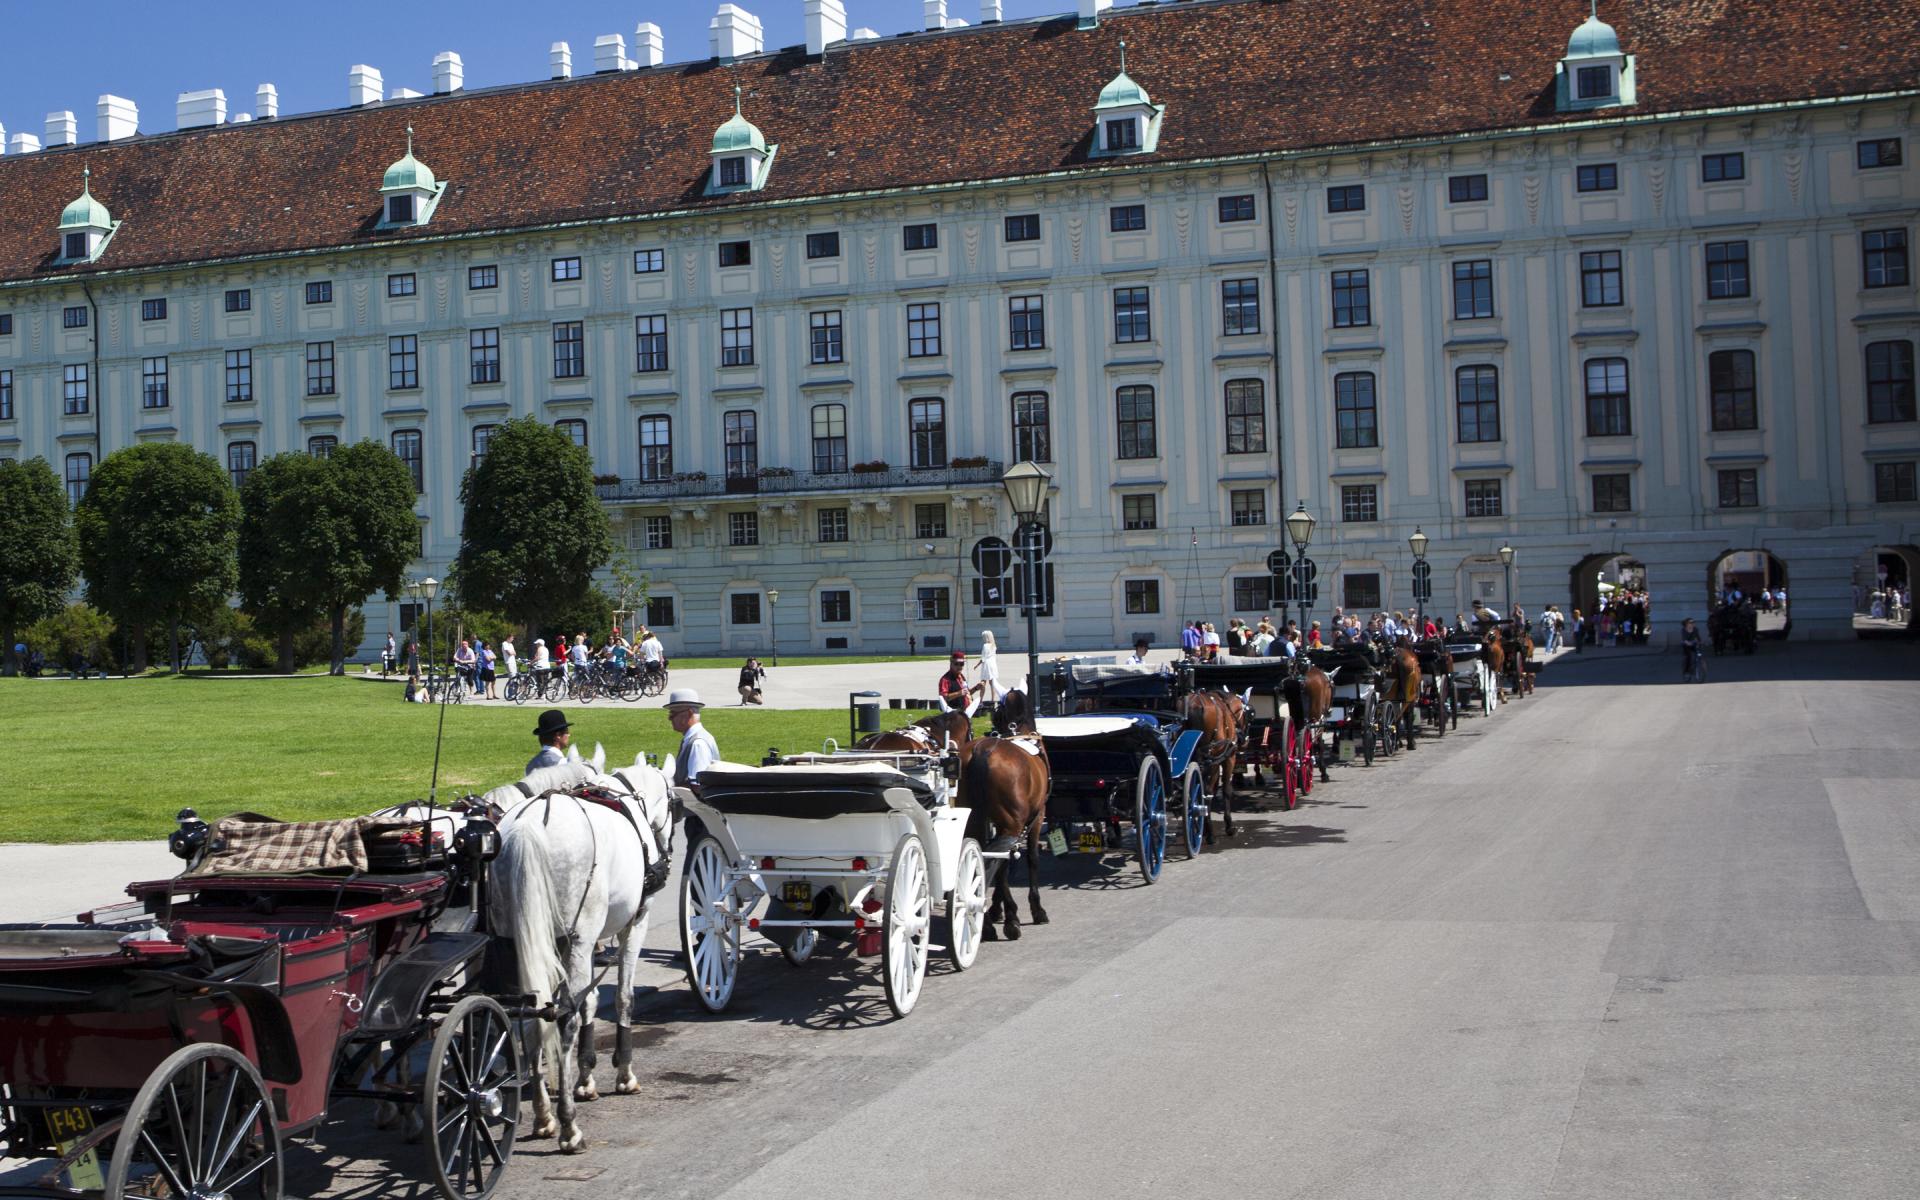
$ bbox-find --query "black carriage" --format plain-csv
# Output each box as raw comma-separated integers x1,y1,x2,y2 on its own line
1305,648,1398,765
1709,603,1758,655
1186,657,1315,810
1411,642,1457,734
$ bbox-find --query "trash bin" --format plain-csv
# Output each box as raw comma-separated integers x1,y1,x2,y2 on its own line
849,690,882,744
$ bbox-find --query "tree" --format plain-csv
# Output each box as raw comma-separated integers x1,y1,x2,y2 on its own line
74,443,238,673
315,441,418,674
0,458,79,676
237,453,330,673
456,417,612,644
24,602,116,674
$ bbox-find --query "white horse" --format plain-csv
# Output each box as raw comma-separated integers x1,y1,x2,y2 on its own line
481,747,673,1153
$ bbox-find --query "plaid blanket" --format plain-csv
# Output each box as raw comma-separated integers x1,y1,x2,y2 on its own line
186,813,375,876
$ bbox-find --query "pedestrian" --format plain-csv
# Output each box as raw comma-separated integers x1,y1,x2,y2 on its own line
938,651,973,713
1125,637,1153,666
501,634,518,683
974,630,1006,701
738,657,766,705
528,708,571,773
1571,608,1585,653
1309,620,1324,649
480,639,499,699
453,638,477,694
1202,622,1221,661
1181,621,1203,659
383,632,396,676
1679,618,1703,682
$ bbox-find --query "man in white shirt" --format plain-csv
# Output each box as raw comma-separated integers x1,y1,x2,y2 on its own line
667,689,718,791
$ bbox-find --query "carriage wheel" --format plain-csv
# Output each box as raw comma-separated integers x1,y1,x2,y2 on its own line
1360,702,1376,766
1280,725,1300,810
1133,758,1167,884
425,994,521,1200
943,838,987,971
882,833,932,1017
1177,765,1206,860
680,836,744,1013
1405,702,1418,750
105,1042,282,1200
1301,726,1319,793
781,927,818,967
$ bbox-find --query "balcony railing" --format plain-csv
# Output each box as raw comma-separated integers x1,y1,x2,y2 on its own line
598,460,1005,503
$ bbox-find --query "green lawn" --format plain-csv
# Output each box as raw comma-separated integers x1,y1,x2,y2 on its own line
0,677,870,844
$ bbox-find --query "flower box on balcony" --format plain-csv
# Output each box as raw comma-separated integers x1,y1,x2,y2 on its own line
851,460,891,475
950,455,990,469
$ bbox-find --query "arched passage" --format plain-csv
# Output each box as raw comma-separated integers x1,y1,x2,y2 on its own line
1853,545,1920,636
1707,549,1791,639
1568,553,1650,646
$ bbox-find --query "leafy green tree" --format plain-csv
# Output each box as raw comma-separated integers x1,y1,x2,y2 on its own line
74,443,238,672
314,441,418,675
0,458,79,676
456,417,611,645
237,452,330,673
23,602,115,674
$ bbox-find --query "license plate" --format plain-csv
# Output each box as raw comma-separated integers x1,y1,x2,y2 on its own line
46,1106,105,1192
1076,831,1105,854
779,881,812,904
1338,740,1356,762
1046,828,1069,856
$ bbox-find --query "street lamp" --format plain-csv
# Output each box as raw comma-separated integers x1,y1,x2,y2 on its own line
1408,526,1430,630
1285,500,1316,641
1497,544,1514,616
1002,460,1052,702
766,589,780,667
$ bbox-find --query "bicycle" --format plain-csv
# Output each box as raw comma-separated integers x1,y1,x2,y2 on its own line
1682,648,1707,683
506,673,533,704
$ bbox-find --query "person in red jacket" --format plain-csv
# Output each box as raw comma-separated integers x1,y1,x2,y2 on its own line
938,652,971,712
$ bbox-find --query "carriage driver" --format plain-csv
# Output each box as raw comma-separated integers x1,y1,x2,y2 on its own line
528,708,571,773
666,689,719,792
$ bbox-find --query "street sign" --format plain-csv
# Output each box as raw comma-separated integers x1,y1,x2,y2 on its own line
1266,549,1291,575
1291,557,1317,583
1014,524,1053,560
1412,560,1432,583
971,536,1013,577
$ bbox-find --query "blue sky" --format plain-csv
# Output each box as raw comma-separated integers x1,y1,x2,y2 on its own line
0,0,1067,142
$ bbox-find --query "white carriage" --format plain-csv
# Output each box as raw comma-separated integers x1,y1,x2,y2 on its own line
1445,641,1500,715
675,752,986,1018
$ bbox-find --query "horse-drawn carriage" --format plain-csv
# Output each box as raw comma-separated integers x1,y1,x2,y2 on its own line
1445,638,1501,716
1411,641,1457,735
1305,648,1406,765
1187,657,1314,810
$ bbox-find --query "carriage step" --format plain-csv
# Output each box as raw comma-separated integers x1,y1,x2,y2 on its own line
984,835,1024,856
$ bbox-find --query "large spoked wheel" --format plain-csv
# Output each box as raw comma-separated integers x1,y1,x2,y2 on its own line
1177,765,1206,859
680,836,744,1013
425,995,521,1200
943,838,987,971
1280,723,1299,811
1133,757,1167,884
882,833,932,1017
1404,701,1418,750
105,1042,282,1200
781,927,818,967
1360,701,1376,766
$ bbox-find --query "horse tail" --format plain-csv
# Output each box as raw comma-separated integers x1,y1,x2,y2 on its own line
490,814,566,1079
958,740,999,844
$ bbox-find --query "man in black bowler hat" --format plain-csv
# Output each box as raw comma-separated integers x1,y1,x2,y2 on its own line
528,709,571,773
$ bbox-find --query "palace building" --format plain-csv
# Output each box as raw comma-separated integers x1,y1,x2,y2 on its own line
0,0,1916,654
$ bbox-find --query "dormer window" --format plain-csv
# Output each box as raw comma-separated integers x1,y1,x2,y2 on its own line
718,157,748,188
55,166,118,265
378,127,446,230
1091,42,1164,159
1105,117,1139,153
63,232,88,260
1576,65,1612,100
1556,5,1636,112
387,194,415,224
708,86,777,196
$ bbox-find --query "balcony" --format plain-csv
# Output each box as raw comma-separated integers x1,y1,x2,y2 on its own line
597,460,1006,504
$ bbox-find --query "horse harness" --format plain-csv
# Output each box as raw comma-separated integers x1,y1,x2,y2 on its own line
512,782,672,950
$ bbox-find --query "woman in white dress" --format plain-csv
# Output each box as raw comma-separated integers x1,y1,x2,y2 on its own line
973,630,1006,702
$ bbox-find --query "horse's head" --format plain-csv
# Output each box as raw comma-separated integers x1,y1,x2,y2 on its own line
992,688,1035,735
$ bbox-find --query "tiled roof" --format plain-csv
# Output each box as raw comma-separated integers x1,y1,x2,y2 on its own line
0,0,1914,285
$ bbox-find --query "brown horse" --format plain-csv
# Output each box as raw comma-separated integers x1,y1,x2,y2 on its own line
1185,689,1248,839
856,708,975,768
1383,645,1422,748
1482,628,1508,700
958,689,1051,941
1413,639,1455,733
1285,659,1335,785
1502,623,1536,696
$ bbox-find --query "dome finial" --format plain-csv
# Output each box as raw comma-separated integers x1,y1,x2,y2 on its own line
405,125,414,157
733,83,743,117
1119,39,1127,73
1590,0,1598,18
82,165,91,195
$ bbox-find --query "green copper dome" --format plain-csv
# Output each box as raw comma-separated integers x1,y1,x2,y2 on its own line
711,110,767,155
382,150,437,193
1566,14,1621,58
59,175,111,230
1097,70,1150,110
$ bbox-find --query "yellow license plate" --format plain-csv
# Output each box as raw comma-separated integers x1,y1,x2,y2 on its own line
1076,832,1105,854
47,1105,105,1192
780,881,812,904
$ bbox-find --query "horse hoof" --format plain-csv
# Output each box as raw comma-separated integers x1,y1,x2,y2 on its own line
575,1080,599,1102
1004,923,1023,941
982,926,1000,942
615,1071,642,1096
1029,910,1049,926
559,1129,587,1154
374,1101,400,1130
531,1117,558,1140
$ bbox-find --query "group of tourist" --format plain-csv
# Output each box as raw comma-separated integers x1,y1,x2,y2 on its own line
400,625,668,702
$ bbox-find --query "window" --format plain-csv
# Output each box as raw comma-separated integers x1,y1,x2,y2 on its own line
809,310,843,365
142,357,168,409
634,248,665,274
392,430,423,492
555,418,587,448
917,587,951,622
724,410,758,479
387,273,416,298
1327,184,1365,213
811,404,848,474
469,265,498,290
63,306,88,329
640,595,676,629
1225,379,1267,454
1231,489,1267,527
63,365,88,415
1343,573,1382,611
1233,576,1273,612
1341,485,1378,523
1334,372,1378,448
471,425,497,460
1702,152,1744,182
1448,174,1489,203
1110,204,1146,232
470,329,501,384
1116,385,1157,459
390,334,420,389
718,241,751,268
1113,286,1151,343
730,593,762,625
909,398,947,469
1009,295,1045,350
1331,269,1370,327
1717,468,1758,508
387,194,416,224
798,230,841,260
1859,138,1904,169
1709,349,1758,431
728,511,759,547
1104,117,1139,153
1218,194,1256,223
1580,250,1624,307
1012,392,1051,462
218,442,255,491
1577,163,1618,192
1705,241,1751,299
1122,494,1158,531
1452,259,1494,319
717,156,748,188
1004,214,1040,242
0,314,10,336
1124,579,1161,615
635,315,669,372
903,223,938,251
1592,473,1631,513
306,342,335,396
644,516,674,550
1463,478,1503,517
551,257,582,281
817,508,849,543
905,303,942,358
305,281,334,306
63,232,88,261
551,322,585,379
818,590,853,623
65,453,90,506
140,298,167,322
1875,461,1917,503
0,370,10,420
224,289,251,313
1867,340,1916,423
1576,65,1613,100
1584,358,1632,436
1864,229,1910,289
225,349,252,404
639,415,672,481
1454,365,1500,443
1222,278,1261,335
916,503,948,539
307,436,337,459
721,308,754,366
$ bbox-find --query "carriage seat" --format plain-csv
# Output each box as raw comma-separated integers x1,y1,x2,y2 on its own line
1248,694,1282,721
698,762,941,819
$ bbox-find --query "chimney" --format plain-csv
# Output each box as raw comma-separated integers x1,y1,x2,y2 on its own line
390,87,423,99
980,0,1001,22
634,22,664,67
175,90,227,129
924,0,946,30
97,95,138,143
1078,0,1110,28
551,42,573,79
45,111,78,147
594,33,631,73
433,51,464,93
805,0,846,55
256,83,279,119
348,65,384,107
849,26,880,40
0,122,6,154
10,132,41,154
709,4,765,61
232,113,253,123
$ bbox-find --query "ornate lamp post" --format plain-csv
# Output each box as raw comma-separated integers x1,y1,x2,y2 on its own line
766,589,780,667
1497,543,1515,616
1284,501,1317,640
1409,526,1430,630
1001,460,1052,701
418,574,448,807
